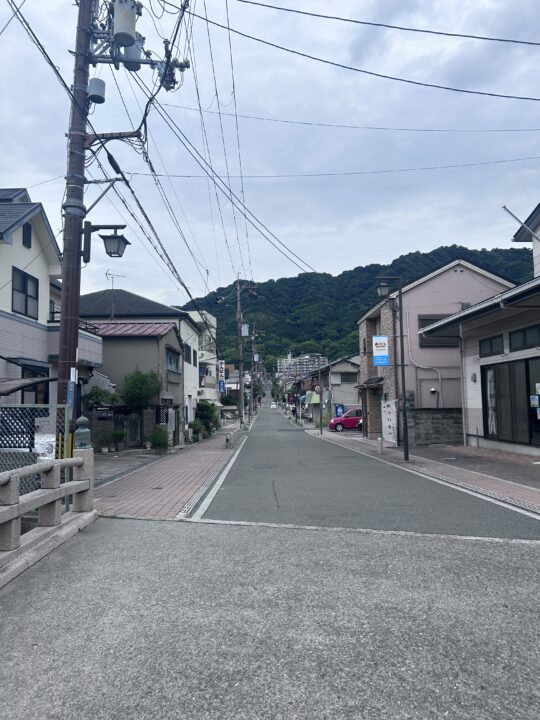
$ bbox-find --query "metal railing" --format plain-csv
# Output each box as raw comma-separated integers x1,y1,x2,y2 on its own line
0,404,70,494
0,448,94,553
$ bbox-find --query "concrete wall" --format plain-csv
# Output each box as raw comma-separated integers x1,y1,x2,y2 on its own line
408,408,463,446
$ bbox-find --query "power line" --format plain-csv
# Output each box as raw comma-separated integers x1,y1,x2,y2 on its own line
202,0,246,277
136,80,317,272
237,0,540,48
162,102,540,134
188,11,540,103
8,0,219,348
121,67,214,294
0,0,26,37
187,25,228,284
127,153,540,178
224,0,253,281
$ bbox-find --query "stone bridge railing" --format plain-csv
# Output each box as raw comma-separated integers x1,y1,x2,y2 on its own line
0,448,94,553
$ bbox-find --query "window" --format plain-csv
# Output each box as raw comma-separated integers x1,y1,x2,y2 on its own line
193,350,197,367
418,315,460,347
509,324,540,352
479,335,504,358
340,372,357,384
166,351,180,372
12,267,38,319
184,343,192,364
22,223,32,248
21,366,49,405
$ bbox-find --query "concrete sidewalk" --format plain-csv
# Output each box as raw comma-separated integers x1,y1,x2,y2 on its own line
94,424,242,520
305,427,540,516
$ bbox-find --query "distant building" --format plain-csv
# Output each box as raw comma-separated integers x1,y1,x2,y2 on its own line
277,353,328,380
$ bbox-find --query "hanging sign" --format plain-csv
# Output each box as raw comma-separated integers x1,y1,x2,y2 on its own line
373,336,390,366
218,360,225,380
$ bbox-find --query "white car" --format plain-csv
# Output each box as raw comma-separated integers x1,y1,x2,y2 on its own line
270,402,277,408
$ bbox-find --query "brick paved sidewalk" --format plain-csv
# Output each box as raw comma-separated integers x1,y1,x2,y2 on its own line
306,428,540,516
95,427,242,520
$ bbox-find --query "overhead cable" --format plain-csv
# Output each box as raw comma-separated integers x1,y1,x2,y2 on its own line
237,0,540,48
187,11,540,103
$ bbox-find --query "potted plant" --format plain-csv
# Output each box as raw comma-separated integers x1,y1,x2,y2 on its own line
149,425,169,453
112,430,127,451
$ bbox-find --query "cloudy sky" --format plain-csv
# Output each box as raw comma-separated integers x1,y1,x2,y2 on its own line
1,0,539,305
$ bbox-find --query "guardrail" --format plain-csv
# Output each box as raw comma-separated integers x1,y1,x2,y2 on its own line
0,448,94,552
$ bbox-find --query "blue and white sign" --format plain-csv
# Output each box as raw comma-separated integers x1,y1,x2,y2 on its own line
335,404,345,417
219,380,226,393
373,336,390,366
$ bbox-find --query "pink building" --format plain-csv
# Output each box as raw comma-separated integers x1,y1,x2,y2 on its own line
357,260,512,446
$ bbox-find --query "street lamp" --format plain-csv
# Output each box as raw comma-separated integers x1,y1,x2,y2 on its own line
376,276,409,461
58,221,130,411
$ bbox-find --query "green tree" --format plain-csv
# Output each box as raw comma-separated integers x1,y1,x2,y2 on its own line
122,369,161,411
83,386,120,410
195,400,219,435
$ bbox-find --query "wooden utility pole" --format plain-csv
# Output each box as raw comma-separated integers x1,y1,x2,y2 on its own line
57,0,93,409
236,276,244,425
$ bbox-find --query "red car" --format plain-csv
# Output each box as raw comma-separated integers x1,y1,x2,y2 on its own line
328,408,363,432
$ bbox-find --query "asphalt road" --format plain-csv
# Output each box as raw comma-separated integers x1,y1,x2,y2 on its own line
2,406,539,720
1,518,539,720
204,405,540,540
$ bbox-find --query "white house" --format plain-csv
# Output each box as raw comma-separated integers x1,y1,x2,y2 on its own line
421,218,540,454
0,188,102,406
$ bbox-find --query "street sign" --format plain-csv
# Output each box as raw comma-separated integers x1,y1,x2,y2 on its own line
219,380,226,393
373,336,390,366
66,381,75,420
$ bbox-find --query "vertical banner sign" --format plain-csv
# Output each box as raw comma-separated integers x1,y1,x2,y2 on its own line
218,360,226,395
373,336,390,366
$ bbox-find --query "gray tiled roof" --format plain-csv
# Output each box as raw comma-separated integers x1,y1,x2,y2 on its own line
0,188,30,202
0,203,41,237
80,289,188,319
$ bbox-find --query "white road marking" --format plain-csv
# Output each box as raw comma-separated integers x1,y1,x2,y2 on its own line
310,433,540,520
190,436,248,519
183,517,540,545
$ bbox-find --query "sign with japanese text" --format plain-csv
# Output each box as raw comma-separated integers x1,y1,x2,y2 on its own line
372,336,390,366
218,360,225,380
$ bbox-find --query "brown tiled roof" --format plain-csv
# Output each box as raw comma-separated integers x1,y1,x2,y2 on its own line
93,321,177,337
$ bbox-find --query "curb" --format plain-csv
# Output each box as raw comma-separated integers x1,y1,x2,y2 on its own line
0,511,98,589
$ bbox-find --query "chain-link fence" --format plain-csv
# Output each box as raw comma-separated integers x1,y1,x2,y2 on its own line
0,404,70,495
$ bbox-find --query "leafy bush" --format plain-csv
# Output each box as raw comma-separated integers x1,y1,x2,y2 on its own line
188,419,206,442
122,369,161,411
149,425,169,450
83,386,120,410
195,400,219,435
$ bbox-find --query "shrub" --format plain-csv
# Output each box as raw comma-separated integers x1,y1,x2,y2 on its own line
188,419,205,442
122,369,161,411
83,386,120,410
149,425,169,450
195,400,219,435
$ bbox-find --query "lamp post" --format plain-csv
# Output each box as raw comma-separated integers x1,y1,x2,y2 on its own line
57,222,130,411
376,276,409,461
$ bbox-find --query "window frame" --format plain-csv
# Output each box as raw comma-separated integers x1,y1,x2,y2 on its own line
12,267,39,320
509,324,540,352
479,334,504,358
418,315,460,348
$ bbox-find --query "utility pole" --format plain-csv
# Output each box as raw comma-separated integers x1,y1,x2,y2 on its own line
57,0,93,408
56,0,190,416
248,322,257,423
237,275,244,426
318,354,323,435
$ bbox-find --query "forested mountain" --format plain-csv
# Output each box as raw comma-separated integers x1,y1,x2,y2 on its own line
183,245,533,370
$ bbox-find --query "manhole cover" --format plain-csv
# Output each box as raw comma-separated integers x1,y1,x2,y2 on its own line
151,487,163,490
